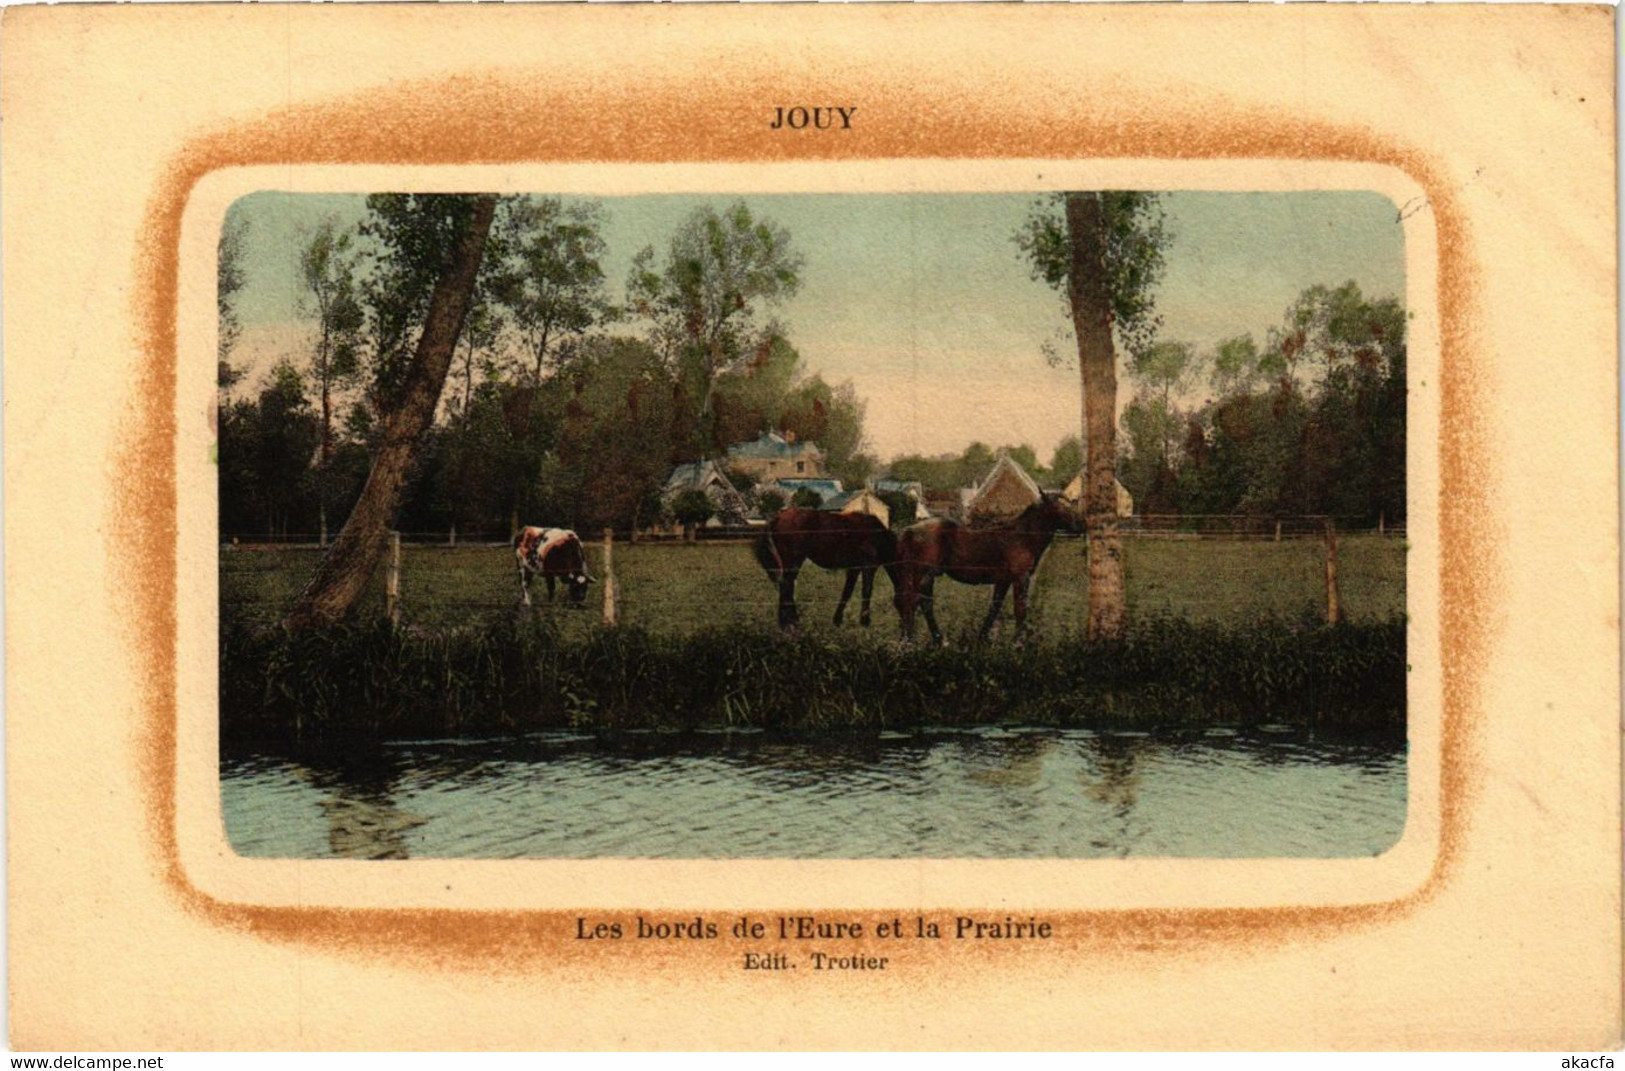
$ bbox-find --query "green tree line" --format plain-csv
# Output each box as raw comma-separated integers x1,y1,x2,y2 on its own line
1117,281,1406,526
218,196,873,539
219,194,1404,548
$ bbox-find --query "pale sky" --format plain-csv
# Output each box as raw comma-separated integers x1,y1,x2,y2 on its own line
226,190,1404,461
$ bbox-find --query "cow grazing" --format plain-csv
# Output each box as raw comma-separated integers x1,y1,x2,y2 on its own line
514,526,594,606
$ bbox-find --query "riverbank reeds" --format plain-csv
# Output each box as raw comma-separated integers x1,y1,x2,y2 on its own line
220,610,1407,747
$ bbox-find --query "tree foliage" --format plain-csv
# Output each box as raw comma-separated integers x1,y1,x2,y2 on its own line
671,488,715,528
1117,282,1407,526
627,201,802,452
217,360,321,539
301,217,366,447
756,487,787,520
358,194,505,414
1048,436,1083,484
490,196,614,382
1016,192,1169,359
217,211,250,386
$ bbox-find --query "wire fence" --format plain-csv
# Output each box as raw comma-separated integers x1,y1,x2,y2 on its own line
221,518,1407,637
223,515,1404,548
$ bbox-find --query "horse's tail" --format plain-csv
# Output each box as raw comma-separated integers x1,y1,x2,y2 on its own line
752,532,782,582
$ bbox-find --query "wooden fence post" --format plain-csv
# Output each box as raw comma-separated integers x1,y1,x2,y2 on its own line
1274,519,1282,543
1323,520,1343,626
386,530,402,626
602,527,618,626
449,523,457,547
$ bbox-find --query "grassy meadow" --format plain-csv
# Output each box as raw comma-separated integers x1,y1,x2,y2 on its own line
221,534,1405,640
220,535,1408,745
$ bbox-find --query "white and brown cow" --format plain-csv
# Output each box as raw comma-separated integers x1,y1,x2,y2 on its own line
514,526,594,606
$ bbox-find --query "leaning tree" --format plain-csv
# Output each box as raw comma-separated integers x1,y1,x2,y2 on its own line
283,194,499,630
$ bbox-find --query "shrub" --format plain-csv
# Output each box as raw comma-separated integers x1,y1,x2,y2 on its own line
221,610,1406,748
670,489,715,528
756,488,787,519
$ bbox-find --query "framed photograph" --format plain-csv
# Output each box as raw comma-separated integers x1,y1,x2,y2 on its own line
4,4,1617,1050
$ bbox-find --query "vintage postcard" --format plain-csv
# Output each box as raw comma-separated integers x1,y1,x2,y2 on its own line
4,4,1618,1051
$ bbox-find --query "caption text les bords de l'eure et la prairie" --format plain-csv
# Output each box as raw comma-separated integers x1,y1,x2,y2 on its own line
576,913,1053,972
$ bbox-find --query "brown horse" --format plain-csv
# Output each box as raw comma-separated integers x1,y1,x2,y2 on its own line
754,508,900,630
896,494,1082,643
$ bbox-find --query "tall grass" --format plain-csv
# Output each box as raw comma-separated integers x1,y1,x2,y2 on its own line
221,609,1407,747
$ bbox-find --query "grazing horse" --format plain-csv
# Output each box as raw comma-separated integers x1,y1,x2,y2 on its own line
753,508,900,630
514,526,594,606
896,493,1082,643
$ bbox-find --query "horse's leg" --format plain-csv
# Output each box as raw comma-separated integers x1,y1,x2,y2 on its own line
518,563,532,607
858,568,875,627
980,581,1011,642
833,569,859,626
778,566,801,630
921,572,944,646
1012,575,1031,642
896,566,917,640
546,575,556,601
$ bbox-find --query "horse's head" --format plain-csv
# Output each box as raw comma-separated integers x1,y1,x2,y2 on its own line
1039,491,1086,533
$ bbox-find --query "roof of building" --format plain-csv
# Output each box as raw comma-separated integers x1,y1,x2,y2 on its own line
825,489,890,523
727,430,820,462
774,477,845,504
824,488,883,510
971,454,1044,506
664,459,727,491
872,478,925,497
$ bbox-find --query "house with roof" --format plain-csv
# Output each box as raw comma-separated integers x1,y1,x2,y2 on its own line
963,454,1136,524
824,488,891,529
1060,472,1135,517
727,430,825,482
659,458,752,528
966,454,1047,524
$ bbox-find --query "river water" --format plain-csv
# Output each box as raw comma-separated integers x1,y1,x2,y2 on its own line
220,727,1406,859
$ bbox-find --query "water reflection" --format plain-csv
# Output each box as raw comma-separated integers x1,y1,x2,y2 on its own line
302,756,426,860
221,727,1406,861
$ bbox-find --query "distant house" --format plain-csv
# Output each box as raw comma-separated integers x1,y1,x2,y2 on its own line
967,454,1046,524
962,454,1134,523
1061,473,1135,517
824,488,891,529
727,430,825,482
773,477,845,507
660,458,752,527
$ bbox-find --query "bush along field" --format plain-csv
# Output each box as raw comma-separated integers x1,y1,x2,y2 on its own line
220,537,1408,748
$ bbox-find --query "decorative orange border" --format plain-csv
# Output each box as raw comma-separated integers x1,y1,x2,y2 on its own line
123,70,1489,975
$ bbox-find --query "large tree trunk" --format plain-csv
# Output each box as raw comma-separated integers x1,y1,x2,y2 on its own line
1065,193,1126,641
283,195,498,630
